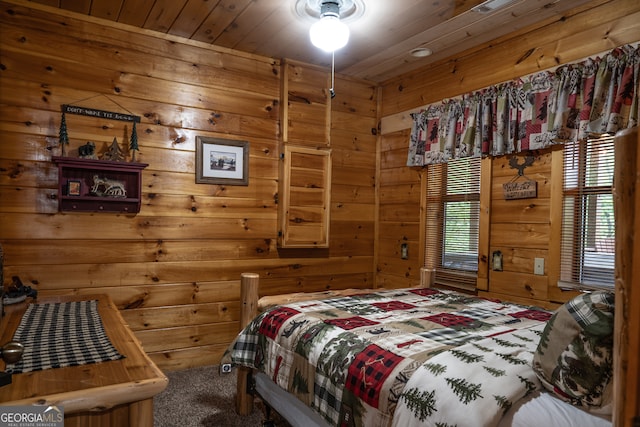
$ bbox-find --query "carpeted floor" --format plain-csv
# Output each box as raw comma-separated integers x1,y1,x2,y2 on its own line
153,365,267,427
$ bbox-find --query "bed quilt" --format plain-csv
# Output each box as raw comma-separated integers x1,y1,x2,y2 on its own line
224,288,553,427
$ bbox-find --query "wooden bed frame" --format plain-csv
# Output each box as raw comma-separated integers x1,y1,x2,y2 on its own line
235,128,639,427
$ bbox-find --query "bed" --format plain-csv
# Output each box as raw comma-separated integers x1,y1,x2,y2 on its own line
225,273,613,427
223,128,637,426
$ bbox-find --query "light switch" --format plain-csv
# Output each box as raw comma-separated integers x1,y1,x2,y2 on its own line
401,243,409,260
534,258,544,275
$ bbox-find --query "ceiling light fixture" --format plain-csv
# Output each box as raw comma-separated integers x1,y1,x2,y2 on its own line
471,0,518,14
410,47,433,58
309,1,350,52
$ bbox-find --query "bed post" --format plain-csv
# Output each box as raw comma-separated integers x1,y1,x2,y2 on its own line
612,127,639,427
236,272,260,415
420,267,435,288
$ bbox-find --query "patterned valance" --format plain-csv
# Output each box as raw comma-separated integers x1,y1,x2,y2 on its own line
407,44,639,166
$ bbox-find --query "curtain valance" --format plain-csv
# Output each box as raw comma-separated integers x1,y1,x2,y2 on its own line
407,44,639,166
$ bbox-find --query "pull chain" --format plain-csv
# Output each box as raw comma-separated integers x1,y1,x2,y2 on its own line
330,50,336,99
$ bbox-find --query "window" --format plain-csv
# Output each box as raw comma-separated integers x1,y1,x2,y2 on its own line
559,135,615,290
424,157,481,291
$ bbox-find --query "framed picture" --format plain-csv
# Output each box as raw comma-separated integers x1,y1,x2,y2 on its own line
195,136,249,185
67,180,81,196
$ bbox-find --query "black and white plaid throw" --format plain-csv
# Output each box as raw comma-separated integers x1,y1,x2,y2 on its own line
5,300,125,374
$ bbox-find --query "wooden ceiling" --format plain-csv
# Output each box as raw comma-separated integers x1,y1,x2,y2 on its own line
28,0,598,83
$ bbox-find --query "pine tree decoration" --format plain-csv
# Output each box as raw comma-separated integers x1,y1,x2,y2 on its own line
483,366,506,377
493,394,512,415
518,374,538,397
535,315,555,356
129,121,139,162
445,377,483,404
292,369,309,395
102,137,126,161
496,352,527,365
424,363,447,376
450,349,484,364
59,111,69,156
472,343,493,353
492,337,520,348
512,333,534,343
400,388,437,422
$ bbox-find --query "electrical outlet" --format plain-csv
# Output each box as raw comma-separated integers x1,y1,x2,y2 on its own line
534,258,544,275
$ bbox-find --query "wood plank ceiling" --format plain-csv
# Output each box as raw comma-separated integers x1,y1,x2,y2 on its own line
28,0,599,83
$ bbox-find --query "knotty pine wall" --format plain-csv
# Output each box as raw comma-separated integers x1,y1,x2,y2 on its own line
0,1,377,371
376,0,640,308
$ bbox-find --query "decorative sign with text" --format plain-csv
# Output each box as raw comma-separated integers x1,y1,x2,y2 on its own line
504,155,538,199
62,104,140,123
503,180,537,199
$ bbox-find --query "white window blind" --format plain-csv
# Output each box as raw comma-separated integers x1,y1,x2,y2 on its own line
559,135,615,290
424,157,481,291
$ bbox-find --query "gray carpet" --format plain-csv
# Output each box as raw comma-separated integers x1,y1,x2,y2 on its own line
153,365,266,427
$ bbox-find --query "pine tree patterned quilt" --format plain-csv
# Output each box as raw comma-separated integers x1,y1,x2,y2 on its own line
225,287,552,427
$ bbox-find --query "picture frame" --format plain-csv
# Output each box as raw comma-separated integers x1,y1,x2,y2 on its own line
67,180,81,196
195,136,249,186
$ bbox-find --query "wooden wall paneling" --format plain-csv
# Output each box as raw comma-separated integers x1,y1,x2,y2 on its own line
121,302,240,331
1,2,281,81
488,223,550,249
331,182,376,204
281,59,331,147
477,157,492,291
135,322,239,353
331,146,376,171
278,145,332,248
380,1,640,120
147,344,227,372
330,128,377,154
0,80,280,143
486,270,548,301
331,202,375,222
257,272,374,298
0,213,278,241
0,0,377,372
489,198,551,224
39,281,243,311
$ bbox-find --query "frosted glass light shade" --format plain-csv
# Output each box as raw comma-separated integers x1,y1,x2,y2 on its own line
309,16,350,52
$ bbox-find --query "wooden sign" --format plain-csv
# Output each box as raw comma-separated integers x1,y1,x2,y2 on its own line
62,104,140,123
503,180,537,199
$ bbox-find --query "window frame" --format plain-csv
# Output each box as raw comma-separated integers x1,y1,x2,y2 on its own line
421,157,481,291
557,135,616,291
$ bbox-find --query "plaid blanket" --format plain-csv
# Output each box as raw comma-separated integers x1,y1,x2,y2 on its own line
5,300,124,374
225,288,552,426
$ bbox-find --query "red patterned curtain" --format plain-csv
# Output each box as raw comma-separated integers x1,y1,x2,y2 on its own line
407,44,639,166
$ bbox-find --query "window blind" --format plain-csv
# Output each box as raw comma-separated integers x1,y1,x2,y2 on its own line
424,157,481,291
559,135,615,290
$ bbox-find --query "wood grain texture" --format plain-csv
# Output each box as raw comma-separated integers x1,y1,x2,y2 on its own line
0,294,167,426
612,127,639,427
0,2,377,372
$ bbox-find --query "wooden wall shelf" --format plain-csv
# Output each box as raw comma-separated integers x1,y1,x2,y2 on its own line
52,156,148,213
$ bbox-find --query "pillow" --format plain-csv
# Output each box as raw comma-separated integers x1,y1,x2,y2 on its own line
532,291,615,414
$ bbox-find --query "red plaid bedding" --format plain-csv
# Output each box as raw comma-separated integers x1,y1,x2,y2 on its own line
224,287,552,426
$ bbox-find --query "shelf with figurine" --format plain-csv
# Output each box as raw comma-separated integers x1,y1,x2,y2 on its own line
53,107,148,213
